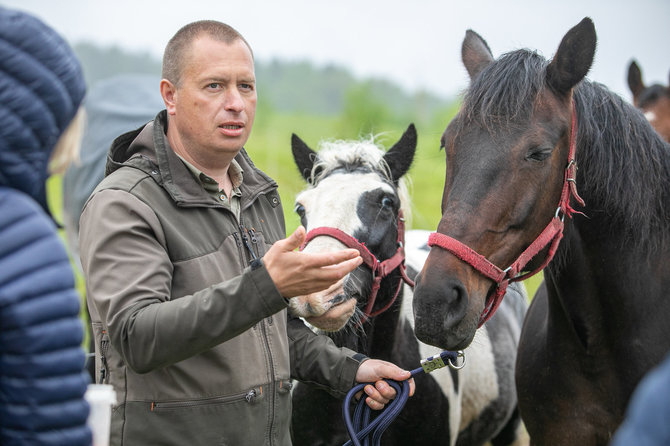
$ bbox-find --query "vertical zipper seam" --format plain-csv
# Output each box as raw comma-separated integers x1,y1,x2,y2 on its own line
259,321,276,445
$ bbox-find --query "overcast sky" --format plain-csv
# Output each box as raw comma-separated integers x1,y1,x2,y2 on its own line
4,0,669,101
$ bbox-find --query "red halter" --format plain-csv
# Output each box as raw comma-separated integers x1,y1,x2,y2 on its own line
428,102,585,327
300,210,415,321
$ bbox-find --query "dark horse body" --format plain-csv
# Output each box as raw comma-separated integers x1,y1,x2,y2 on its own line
287,127,527,445
627,60,670,142
412,18,670,445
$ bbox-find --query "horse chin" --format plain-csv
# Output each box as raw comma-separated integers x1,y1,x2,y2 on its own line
304,297,357,332
414,316,477,351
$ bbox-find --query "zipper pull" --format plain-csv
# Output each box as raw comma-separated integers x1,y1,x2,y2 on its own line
239,225,258,261
248,227,258,244
245,389,257,403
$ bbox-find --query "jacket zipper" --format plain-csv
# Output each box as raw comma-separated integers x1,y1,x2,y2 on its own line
248,227,261,257
244,225,272,325
150,388,260,411
239,224,258,263
232,232,246,268
259,321,277,444
99,335,110,384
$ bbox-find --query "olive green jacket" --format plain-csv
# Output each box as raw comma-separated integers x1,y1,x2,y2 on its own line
79,111,362,446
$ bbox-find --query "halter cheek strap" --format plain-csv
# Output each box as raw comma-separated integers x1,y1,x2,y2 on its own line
428,101,584,327
300,210,415,321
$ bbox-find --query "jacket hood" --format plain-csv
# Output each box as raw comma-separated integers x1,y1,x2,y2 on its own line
0,6,86,213
62,74,163,235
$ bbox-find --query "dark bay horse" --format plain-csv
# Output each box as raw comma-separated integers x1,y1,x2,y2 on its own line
411,18,670,445
287,126,527,445
627,60,670,142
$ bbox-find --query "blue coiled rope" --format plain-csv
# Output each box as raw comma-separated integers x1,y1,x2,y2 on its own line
342,350,465,446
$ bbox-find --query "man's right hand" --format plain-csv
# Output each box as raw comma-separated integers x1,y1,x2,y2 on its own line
263,226,362,298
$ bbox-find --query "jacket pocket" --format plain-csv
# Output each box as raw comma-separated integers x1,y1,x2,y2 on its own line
122,387,276,446
149,387,261,411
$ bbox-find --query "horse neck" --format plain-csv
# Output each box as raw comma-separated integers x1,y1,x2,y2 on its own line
544,214,670,362
545,86,670,355
367,275,406,359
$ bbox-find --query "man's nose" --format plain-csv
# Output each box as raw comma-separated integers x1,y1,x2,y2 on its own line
223,88,244,112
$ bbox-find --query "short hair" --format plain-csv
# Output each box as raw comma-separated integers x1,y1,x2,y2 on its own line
162,20,253,86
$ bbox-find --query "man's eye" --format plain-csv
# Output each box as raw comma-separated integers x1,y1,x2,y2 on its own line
239,83,253,91
207,83,220,89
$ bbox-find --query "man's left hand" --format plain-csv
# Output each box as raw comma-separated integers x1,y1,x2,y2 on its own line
355,359,415,410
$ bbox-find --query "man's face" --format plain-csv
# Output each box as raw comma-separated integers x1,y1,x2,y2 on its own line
164,36,256,160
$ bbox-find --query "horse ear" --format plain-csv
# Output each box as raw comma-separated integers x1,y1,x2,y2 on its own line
546,17,597,97
462,30,494,80
627,60,644,101
291,134,318,182
383,123,417,184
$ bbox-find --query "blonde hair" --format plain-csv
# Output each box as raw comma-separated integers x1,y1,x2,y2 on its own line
48,106,86,175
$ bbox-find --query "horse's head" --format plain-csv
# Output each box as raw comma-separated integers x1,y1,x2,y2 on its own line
412,18,596,350
287,125,417,332
627,61,670,142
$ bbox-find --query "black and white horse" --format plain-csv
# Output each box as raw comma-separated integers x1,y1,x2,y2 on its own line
288,125,528,446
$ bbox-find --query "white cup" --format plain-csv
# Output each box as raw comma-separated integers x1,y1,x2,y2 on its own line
85,384,116,446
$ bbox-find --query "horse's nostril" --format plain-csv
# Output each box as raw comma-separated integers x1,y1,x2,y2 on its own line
443,281,468,330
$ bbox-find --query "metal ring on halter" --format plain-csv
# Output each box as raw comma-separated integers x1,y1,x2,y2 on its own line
554,206,565,222
448,351,466,370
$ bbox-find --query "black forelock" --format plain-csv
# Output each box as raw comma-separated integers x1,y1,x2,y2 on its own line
459,49,549,134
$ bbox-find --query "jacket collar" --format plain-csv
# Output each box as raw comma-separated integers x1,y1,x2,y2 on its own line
105,110,277,208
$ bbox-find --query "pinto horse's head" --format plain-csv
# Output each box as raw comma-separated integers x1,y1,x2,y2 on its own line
412,18,596,350
627,60,670,143
287,125,416,332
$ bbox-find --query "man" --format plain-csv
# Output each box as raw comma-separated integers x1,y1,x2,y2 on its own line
79,20,413,446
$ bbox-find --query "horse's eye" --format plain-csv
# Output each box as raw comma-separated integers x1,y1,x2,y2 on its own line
294,203,308,227
381,197,394,209
526,147,553,162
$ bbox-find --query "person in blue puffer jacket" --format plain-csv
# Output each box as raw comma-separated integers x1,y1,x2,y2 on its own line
610,351,670,446
0,6,91,446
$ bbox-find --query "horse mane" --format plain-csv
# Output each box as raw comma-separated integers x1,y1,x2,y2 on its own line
306,136,413,225
573,83,670,253
459,49,670,255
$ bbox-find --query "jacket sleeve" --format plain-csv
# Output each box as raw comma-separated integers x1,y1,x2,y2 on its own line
287,314,364,398
0,190,91,445
79,188,288,373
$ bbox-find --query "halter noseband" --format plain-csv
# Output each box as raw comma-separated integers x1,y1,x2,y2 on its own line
300,210,415,322
428,101,585,327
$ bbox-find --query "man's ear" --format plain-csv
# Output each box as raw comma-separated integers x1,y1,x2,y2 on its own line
160,79,177,115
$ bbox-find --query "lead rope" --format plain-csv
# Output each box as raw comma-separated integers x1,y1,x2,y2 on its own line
342,350,465,446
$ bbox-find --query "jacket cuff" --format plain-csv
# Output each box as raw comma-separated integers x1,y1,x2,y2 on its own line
248,259,288,314
335,351,368,396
